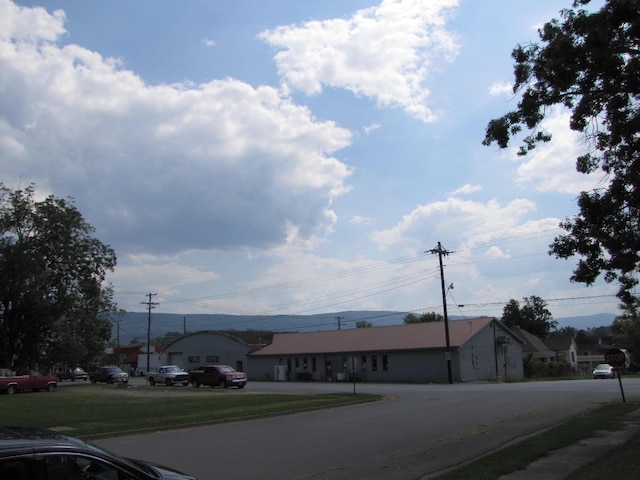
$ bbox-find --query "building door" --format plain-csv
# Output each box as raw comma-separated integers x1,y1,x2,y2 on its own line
325,360,333,381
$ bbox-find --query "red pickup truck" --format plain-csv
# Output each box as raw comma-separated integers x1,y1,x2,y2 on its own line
0,371,58,394
189,365,247,389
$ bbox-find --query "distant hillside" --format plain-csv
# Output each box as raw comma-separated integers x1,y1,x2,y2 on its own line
113,310,617,342
555,313,617,331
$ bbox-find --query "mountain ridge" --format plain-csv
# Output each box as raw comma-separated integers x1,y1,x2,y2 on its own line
113,310,617,342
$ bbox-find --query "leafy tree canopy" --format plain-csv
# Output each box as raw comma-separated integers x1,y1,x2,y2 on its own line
0,184,117,370
501,296,557,337
403,311,444,324
483,0,640,311
355,320,373,328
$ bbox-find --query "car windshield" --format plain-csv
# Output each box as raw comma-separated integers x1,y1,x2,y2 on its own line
105,367,123,373
595,364,611,370
218,366,235,373
165,366,181,372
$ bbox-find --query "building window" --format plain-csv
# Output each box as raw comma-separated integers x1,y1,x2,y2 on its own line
371,355,378,372
382,355,388,371
311,357,317,372
206,355,219,363
361,356,367,370
295,358,300,368
188,356,200,364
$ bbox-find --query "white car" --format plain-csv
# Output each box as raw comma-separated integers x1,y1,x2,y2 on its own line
592,363,615,379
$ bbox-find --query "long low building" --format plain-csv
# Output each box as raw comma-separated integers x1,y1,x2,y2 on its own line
249,317,524,383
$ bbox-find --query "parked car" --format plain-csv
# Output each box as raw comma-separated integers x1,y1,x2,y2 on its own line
147,365,190,386
189,365,248,389
592,363,616,379
56,367,88,382
89,366,129,384
0,426,196,479
0,371,57,395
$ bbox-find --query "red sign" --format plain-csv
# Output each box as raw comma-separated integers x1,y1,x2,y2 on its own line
604,348,626,368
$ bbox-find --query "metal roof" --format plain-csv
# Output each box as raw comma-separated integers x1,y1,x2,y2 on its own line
251,317,497,356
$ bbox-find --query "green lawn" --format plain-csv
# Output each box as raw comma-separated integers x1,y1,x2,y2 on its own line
0,383,379,437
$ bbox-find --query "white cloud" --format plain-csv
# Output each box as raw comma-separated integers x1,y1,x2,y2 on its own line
0,2,354,255
450,183,482,196
488,80,513,96
350,215,373,225
364,123,381,135
369,196,543,249
259,0,460,122
514,108,607,194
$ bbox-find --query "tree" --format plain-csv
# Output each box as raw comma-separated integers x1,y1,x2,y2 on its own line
403,311,444,324
612,310,640,366
483,0,640,312
501,296,557,337
0,184,117,370
355,320,373,328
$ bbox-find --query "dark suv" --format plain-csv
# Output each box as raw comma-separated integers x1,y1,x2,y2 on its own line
89,366,129,384
0,426,196,479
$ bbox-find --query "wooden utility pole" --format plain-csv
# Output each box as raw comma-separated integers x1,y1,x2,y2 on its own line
141,293,159,374
429,242,453,384
335,316,344,330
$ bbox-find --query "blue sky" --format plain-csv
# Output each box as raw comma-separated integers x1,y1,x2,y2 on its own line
2,0,618,327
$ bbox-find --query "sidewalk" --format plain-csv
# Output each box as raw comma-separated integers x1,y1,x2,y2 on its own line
497,408,640,479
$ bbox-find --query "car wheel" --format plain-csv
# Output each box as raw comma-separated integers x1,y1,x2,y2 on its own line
149,378,155,386
192,381,200,388
218,379,226,388
237,384,245,389
166,379,172,387
90,378,96,384
183,382,189,387
6,385,17,395
107,377,113,384
47,383,56,392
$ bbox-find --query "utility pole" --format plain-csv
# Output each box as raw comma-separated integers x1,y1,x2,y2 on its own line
141,293,159,374
429,242,453,384
335,316,344,330
115,317,120,369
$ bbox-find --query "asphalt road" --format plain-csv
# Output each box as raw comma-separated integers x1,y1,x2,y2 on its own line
93,378,639,480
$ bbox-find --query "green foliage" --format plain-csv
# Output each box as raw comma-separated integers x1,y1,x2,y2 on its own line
612,308,640,367
501,296,557,337
355,320,373,328
403,311,444,324
524,358,571,378
0,184,117,370
483,0,640,311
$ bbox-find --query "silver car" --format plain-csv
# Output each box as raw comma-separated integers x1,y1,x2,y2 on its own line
592,363,615,379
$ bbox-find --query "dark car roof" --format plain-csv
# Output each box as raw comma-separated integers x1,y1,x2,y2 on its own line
0,426,87,455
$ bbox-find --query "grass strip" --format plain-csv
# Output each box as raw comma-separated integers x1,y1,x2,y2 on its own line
435,401,639,480
0,384,379,437
565,426,640,479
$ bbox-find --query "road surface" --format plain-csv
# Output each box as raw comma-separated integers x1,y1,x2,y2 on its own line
94,378,638,480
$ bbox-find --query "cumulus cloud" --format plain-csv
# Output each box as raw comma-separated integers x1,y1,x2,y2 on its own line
0,0,353,255
514,107,606,194
369,196,544,249
259,0,460,122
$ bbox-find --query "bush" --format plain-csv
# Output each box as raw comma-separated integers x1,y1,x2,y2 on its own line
524,358,571,378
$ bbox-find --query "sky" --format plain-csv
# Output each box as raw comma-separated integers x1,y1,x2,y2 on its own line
1,0,620,332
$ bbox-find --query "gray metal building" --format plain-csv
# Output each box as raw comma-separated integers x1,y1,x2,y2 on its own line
164,331,249,374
